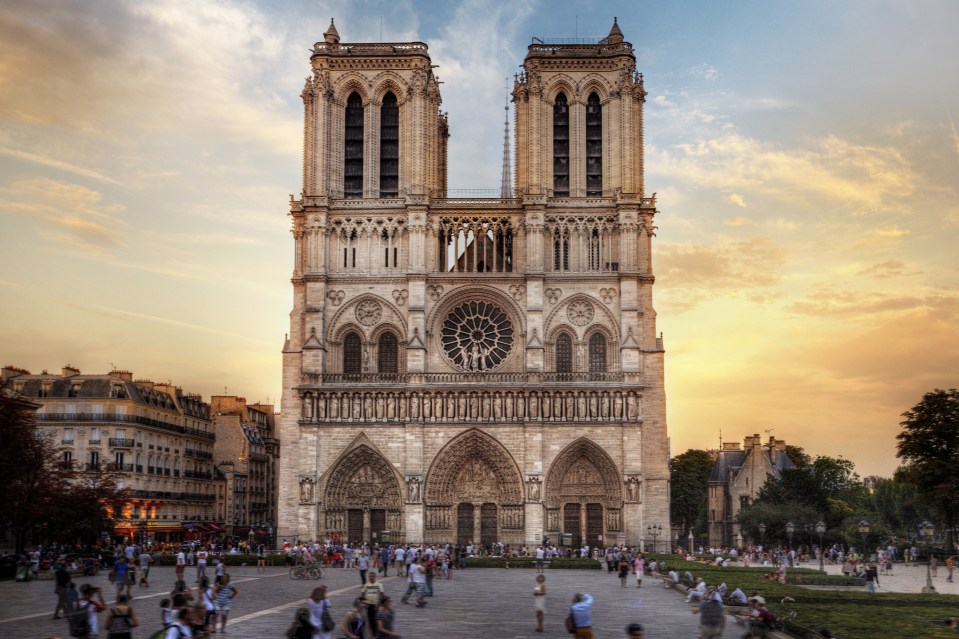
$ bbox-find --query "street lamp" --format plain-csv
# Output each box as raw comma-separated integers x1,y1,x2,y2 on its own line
647,524,663,553
816,521,826,572
758,523,767,550
921,521,936,593
786,522,795,550
857,519,870,557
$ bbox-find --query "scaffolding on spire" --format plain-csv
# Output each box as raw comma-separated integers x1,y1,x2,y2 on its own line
500,81,512,198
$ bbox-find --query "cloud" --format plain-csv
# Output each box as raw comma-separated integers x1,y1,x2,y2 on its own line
0,177,126,253
75,303,275,345
689,64,719,81
726,193,747,208
657,236,786,293
785,288,954,317
856,260,913,279
0,147,120,185
649,133,919,215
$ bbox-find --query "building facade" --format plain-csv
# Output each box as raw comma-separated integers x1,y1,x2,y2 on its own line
707,434,795,548
277,19,669,548
211,396,280,542
1,365,219,543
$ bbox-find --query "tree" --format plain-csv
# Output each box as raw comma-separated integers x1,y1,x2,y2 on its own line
871,475,926,535
785,445,811,469
670,449,714,537
0,391,71,553
897,388,959,548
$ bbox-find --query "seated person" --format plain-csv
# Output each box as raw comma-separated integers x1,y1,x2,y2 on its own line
727,587,748,605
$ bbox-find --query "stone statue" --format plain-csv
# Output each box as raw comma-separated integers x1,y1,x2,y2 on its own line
364,395,374,420
613,393,623,420
375,394,385,419
299,478,314,503
317,396,326,420
410,393,420,419
434,393,443,419
627,393,639,420
577,394,587,419
387,394,396,419
446,393,455,419
398,393,407,420
493,394,502,420
481,394,491,419
423,393,432,419
564,394,574,419
351,395,361,420
600,394,610,419
330,394,339,419
457,394,466,420
407,476,421,502
527,476,541,501
469,394,478,418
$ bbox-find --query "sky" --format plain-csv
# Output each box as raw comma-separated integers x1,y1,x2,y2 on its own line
1,0,957,477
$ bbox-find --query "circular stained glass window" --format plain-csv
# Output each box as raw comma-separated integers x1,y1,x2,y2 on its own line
441,301,514,372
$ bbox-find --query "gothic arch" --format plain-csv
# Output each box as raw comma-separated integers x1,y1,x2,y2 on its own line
544,437,623,508
577,75,613,103
329,293,406,341
371,71,409,104
332,73,371,105
545,75,577,104
544,293,620,342
425,428,524,505
322,437,404,510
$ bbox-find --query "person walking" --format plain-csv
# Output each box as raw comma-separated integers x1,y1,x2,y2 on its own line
138,549,153,587
691,588,725,638
213,573,237,632
105,594,139,639
358,550,369,585
569,592,594,639
53,563,71,619
362,571,385,632
339,598,367,639
411,558,428,607
633,555,645,588
197,546,209,582
308,585,333,639
257,544,267,572
618,557,631,588
533,574,546,633
864,564,879,592
625,623,644,639
946,556,955,583
77,584,106,639
375,596,400,639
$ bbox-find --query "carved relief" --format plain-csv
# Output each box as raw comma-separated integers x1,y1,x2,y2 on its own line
425,429,523,505
544,438,624,507
606,508,622,531
325,444,403,510
508,284,525,302
299,477,315,504
567,300,594,326
427,284,444,301
406,475,422,503
392,290,408,306
355,300,382,326
546,508,560,531
625,475,642,503
327,290,345,306
545,288,562,305
527,475,542,501
599,288,616,304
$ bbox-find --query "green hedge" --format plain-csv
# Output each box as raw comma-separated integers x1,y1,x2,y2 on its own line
464,557,600,570
153,554,287,567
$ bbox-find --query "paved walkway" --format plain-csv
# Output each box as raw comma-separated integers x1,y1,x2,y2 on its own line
0,564,746,639
816,559,958,594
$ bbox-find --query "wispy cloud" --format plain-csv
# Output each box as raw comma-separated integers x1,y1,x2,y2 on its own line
0,147,120,185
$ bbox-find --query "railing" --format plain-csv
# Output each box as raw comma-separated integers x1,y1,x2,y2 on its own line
250,452,269,462
130,490,215,502
108,463,134,472
304,371,625,386
135,465,143,473
61,439,74,445
184,448,213,460
185,470,213,480
88,439,100,445
109,438,135,447
36,413,215,441
85,463,100,471
57,461,74,471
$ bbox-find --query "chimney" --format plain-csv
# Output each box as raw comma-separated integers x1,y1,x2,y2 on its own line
2,365,31,383
110,370,133,381
722,442,742,451
62,365,81,378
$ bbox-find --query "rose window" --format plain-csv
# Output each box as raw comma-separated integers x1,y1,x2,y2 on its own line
441,301,514,371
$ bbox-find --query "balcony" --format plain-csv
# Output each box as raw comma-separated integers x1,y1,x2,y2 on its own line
302,371,627,386
184,448,213,460
109,438,135,448
184,470,213,480
250,452,268,462
135,465,143,473
57,461,74,471
85,463,100,471
35,413,215,441
61,439,75,445
108,462,134,472
88,439,101,445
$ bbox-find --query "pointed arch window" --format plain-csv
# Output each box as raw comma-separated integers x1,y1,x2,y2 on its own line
586,92,602,195
556,333,573,375
553,92,570,196
344,92,364,198
377,332,398,374
553,228,569,271
588,333,608,373
380,91,399,197
343,331,362,375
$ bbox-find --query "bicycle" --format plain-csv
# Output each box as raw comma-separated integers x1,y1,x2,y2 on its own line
289,561,324,580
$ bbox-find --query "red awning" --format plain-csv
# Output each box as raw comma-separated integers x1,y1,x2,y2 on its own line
206,523,225,533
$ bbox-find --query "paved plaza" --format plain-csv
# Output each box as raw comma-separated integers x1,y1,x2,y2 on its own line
3,560,955,638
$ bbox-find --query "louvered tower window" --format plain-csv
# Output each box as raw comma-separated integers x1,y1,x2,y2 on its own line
380,92,399,197
344,92,364,198
556,333,573,374
343,332,362,375
553,93,570,196
586,92,602,195
588,333,607,373
377,332,398,374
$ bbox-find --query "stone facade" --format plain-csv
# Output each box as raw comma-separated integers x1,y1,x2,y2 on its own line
277,19,669,549
707,434,795,548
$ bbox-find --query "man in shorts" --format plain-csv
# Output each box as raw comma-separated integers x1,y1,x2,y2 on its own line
138,549,153,587
175,548,186,583
535,545,545,573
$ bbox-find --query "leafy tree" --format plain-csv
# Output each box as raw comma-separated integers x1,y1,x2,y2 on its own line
785,444,811,469
0,391,71,553
669,449,714,537
897,388,959,548
871,475,926,535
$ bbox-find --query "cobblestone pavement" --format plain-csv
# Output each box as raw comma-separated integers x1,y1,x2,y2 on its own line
0,564,748,639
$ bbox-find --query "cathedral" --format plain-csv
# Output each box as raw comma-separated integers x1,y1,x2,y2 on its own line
276,18,670,550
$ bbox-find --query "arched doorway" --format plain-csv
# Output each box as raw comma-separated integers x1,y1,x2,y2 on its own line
425,429,525,547
323,442,404,545
545,438,623,550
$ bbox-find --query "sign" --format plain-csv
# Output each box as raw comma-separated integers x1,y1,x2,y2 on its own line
597,534,603,541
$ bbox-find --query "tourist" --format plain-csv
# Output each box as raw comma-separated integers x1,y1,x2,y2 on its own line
618,556,631,587
375,596,400,639
363,571,385,631
53,563,72,619
691,587,724,638
138,548,152,587
164,607,192,639
78,584,106,639
308,585,333,639
199,576,215,630
285,607,314,639
533,574,546,633
213,573,237,632
946,556,955,583
535,545,546,573
176,547,186,583
411,557,428,607
197,546,209,582
569,593,594,638
105,594,138,639
633,554,644,587
339,598,367,639
931,554,939,577
864,564,879,592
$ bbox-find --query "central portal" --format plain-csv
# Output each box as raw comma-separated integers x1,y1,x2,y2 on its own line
480,503,497,547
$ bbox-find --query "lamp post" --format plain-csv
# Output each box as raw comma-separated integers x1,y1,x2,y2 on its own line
688,530,695,554
857,519,870,558
816,521,826,572
921,521,935,593
758,523,766,550
647,524,662,553
786,521,795,549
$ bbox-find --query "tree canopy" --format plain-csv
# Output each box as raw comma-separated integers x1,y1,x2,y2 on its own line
669,449,714,537
897,388,959,536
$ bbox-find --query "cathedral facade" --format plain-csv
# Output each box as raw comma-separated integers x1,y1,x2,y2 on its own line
276,19,670,549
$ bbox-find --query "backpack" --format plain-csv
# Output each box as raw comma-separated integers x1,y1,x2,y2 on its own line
108,609,132,635
67,601,90,638
149,623,183,639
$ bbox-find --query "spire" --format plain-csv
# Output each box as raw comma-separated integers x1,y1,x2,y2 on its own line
324,18,340,45
607,17,624,44
500,82,512,198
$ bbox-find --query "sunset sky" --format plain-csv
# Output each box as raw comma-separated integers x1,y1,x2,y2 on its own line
1,1,957,477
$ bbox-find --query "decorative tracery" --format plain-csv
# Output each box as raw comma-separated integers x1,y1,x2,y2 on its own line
438,216,514,272
325,444,403,509
441,301,514,372
425,429,524,505
544,437,623,507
